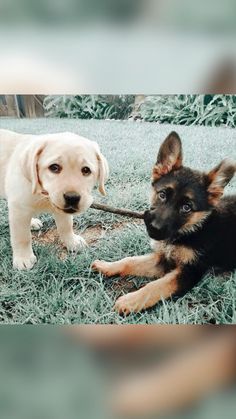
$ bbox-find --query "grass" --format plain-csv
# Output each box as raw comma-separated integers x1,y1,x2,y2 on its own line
0,118,236,324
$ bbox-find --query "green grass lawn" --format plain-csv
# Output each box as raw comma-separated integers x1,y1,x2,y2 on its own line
0,118,236,324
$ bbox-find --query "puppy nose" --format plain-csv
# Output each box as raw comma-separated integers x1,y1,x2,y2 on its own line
63,192,81,206
144,210,162,230
151,220,162,230
144,210,155,223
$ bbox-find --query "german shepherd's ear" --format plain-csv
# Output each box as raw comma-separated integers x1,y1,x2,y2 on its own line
207,158,236,205
152,131,183,181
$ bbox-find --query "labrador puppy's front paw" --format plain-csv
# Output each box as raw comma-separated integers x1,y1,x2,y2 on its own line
64,234,87,252
13,253,37,270
30,218,43,231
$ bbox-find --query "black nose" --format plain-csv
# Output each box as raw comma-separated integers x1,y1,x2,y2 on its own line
144,210,155,225
63,192,81,207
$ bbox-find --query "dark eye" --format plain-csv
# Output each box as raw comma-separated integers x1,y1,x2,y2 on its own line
82,166,91,176
158,190,166,202
182,204,192,213
48,164,62,174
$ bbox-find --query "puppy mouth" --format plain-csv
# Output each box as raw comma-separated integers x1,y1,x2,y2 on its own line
146,226,168,241
51,197,93,215
51,202,79,214
144,220,170,240
63,207,77,214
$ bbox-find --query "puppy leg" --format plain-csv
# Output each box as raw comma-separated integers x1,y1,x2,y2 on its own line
54,212,87,251
30,218,43,231
114,268,180,315
113,332,235,417
92,253,163,277
8,205,36,270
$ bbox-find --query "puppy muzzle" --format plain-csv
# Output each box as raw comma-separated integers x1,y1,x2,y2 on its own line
63,192,81,213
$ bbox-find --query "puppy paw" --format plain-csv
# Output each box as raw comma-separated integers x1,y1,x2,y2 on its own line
64,234,87,252
114,291,143,315
30,218,43,231
91,259,116,277
13,253,37,270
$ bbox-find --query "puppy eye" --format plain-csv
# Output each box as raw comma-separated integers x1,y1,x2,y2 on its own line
82,166,91,176
48,164,62,174
182,204,192,213
158,190,166,202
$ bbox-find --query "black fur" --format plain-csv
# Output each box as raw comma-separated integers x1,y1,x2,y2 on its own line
144,132,236,297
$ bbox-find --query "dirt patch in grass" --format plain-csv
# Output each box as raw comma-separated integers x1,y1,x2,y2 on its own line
33,220,143,259
33,228,68,259
33,225,107,251
111,277,138,294
34,228,59,246
81,224,107,244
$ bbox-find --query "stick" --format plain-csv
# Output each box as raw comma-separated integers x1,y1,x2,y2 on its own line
91,202,144,219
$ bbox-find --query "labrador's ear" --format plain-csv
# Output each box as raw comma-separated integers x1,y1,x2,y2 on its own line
97,151,109,196
21,140,47,194
93,143,109,196
152,131,183,181
207,158,236,205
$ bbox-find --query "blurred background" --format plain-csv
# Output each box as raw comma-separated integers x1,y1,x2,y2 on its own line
0,0,236,93
1,94,236,128
0,326,235,419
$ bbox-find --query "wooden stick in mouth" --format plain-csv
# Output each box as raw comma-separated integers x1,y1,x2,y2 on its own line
91,202,145,219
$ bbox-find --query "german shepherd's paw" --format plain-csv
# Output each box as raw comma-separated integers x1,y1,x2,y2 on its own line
91,259,116,277
115,291,144,315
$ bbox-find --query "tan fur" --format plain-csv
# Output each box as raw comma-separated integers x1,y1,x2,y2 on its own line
156,241,199,265
152,163,171,181
92,240,198,314
207,168,224,204
92,242,197,314
178,211,210,234
92,253,164,279
0,129,109,270
207,186,224,205
92,249,187,314
207,158,236,205
152,158,182,180
150,184,175,205
94,136,235,316
152,132,182,181
114,268,180,314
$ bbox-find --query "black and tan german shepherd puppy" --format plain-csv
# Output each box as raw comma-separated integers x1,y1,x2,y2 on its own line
92,132,236,314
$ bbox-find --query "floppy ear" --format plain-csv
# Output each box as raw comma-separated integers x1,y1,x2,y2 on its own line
96,147,109,196
152,131,183,181
207,158,236,205
21,140,46,194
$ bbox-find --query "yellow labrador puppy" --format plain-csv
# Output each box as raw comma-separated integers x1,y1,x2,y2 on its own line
0,129,109,270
